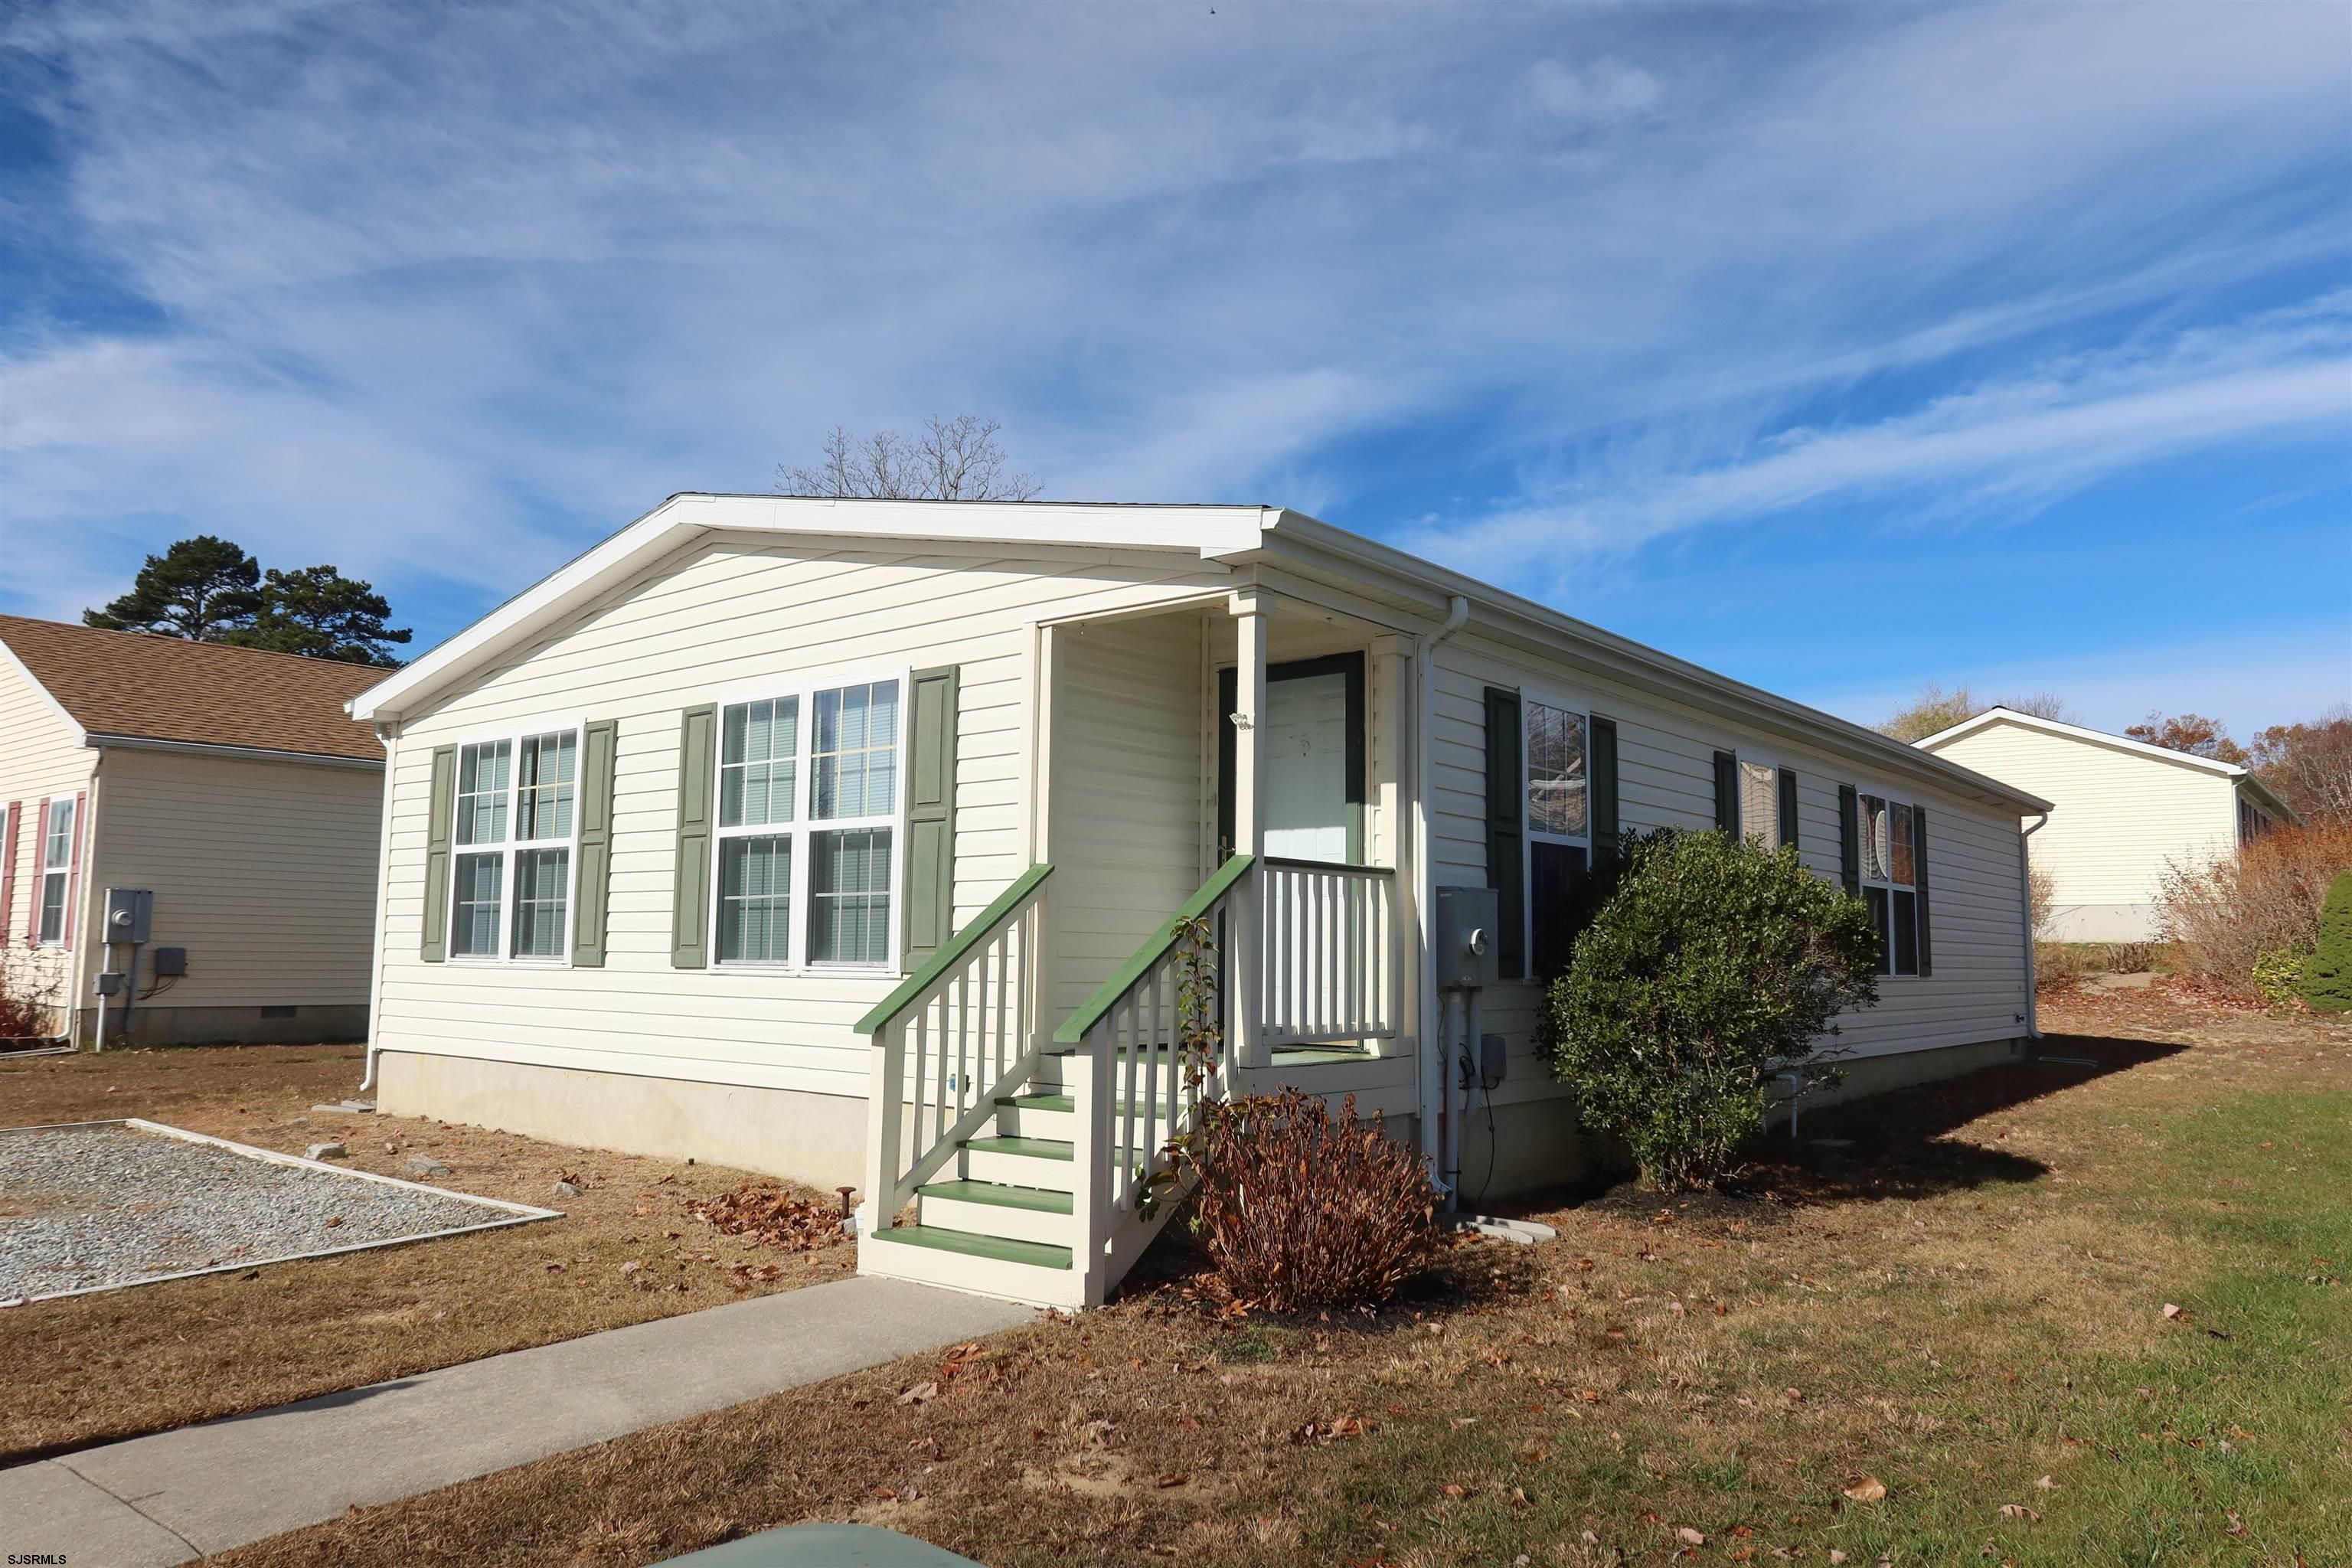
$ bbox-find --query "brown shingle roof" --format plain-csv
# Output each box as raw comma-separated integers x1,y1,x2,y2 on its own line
0,616,385,763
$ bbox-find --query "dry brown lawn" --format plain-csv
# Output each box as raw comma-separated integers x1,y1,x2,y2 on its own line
1,1044,851,1463
212,991,2352,1568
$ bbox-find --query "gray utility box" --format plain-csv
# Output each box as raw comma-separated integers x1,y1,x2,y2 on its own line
103,887,154,946
1432,885,1500,990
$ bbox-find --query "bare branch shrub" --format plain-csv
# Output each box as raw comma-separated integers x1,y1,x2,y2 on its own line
1177,1089,1443,1315
2156,823,2352,998
777,414,1042,501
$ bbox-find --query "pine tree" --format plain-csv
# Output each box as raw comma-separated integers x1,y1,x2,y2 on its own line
83,536,263,641
224,565,413,668
2300,872,2352,1015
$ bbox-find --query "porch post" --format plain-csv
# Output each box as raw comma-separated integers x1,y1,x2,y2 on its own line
1370,634,1416,1054
1229,588,1272,1070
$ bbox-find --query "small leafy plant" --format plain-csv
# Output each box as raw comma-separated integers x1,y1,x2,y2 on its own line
1174,1088,1443,1314
2252,946,2309,1011
1540,828,1881,1190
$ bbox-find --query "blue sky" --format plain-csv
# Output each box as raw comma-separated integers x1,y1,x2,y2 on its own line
3,1,2347,735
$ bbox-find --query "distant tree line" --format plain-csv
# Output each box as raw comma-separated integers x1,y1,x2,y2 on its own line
83,535,411,668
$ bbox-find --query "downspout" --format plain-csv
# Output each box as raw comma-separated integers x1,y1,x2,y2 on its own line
357,720,400,1093
1414,594,1471,1194
2018,812,2048,1041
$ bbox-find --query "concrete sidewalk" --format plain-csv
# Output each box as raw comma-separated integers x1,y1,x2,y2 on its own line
2,1276,1032,1564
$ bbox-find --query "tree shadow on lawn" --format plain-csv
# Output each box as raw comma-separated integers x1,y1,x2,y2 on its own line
1501,1031,2189,1226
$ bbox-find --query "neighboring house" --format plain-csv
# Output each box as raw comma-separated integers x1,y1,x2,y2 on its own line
0,616,387,1046
1916,707,2295,943
348,494,2049,1307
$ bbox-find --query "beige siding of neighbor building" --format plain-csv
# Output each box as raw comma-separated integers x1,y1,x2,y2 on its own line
81,746,384,1014
0,655,97,1026
373,532,1237,1109
1924,718,2236,942
1427,632,2032,1112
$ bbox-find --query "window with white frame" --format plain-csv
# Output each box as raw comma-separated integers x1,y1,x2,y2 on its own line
1526,700,1590,977
1857,791,1920,976
713,677,901,968
37,796,76,946
449,727,579,961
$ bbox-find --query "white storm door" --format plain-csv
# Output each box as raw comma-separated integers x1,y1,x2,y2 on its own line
1263,669,1351,863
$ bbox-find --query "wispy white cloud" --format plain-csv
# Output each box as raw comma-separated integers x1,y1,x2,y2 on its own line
0,0,2346,655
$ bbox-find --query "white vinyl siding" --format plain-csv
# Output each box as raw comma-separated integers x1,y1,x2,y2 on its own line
82,746,384,1010
1430,631,2029,1106
374,534,1234,1102
1922,717,2239,926
0,653,97,1022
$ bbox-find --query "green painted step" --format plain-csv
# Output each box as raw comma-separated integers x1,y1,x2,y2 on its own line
917,1178,1073,1215
865,1223,1073,1270
962,1135,1073,1161
998,1093,1159,1116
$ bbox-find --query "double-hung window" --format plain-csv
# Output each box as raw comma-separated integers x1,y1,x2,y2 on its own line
36,796,75,946
1525,700,1591,978
449,727,579,962
1857,791,1921,976
713,676,902,969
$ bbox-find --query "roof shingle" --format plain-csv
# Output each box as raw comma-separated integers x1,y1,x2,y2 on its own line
0,616,385,763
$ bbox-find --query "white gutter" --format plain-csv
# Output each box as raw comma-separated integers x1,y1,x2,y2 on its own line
357,721,401,1093
1414,595,1471,1196
81,733,383,771
2018,812,2050,1040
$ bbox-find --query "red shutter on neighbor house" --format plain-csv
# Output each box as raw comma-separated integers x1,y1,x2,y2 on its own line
0,802,19,945
25,796,48,945
63,790,87,947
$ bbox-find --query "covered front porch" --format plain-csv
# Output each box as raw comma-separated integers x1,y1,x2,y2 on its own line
854,582,1433,1306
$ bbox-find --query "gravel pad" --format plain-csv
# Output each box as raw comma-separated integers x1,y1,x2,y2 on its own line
1,1122,547,1302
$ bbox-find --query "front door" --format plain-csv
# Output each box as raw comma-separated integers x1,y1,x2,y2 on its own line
1219,652,1364,865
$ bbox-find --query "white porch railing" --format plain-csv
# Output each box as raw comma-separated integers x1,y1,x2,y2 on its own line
1258,858,1403,1047
856,864,1051,1231
1054,853,1252,1301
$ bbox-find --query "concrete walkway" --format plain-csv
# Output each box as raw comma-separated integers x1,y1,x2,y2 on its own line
2,1276,1032,1564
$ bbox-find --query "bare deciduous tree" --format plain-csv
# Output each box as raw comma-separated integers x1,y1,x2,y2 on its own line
2248,702,2352,825
1877,683,2070,743
776,415,1042,501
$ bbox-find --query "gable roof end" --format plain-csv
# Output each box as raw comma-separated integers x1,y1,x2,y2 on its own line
0,616,386,763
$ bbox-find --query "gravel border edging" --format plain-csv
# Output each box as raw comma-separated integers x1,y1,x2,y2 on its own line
2,1118,562,1305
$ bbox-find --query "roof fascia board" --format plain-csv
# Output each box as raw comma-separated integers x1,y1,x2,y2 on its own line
351,495,1275,721
0,636,90,747
1257,513,2051,816
87,733,384,770
2239,773,2299,824
1918,707,2247,778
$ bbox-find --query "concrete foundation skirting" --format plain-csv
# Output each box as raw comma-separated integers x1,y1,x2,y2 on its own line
74,1003,371,1048
377,1051,868,1190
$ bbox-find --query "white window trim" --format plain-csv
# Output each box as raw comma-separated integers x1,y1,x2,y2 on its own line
1854,780,1923,980
707,666,910,975
36,795,77,949
1728,746,1787,850
444,714,586,968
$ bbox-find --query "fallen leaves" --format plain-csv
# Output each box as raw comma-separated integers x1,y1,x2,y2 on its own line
895,1380,939,1406
1843,1476,1888,1503
685,1181,847,1253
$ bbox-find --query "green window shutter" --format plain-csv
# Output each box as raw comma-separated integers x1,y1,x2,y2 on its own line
420,745,457,962
572,719,619,968
1777,766,1799,849
1484,686,1525,981
900,665,961,972
1589,715,1620,862
1838,783,1861,897
1914,805,1933,976
1713,750,1737,835
671,704,717,969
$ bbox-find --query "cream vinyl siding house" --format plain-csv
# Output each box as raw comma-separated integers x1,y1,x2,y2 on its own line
351,495,2047,1307
1916,707,2294,942
0,617,387,1047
